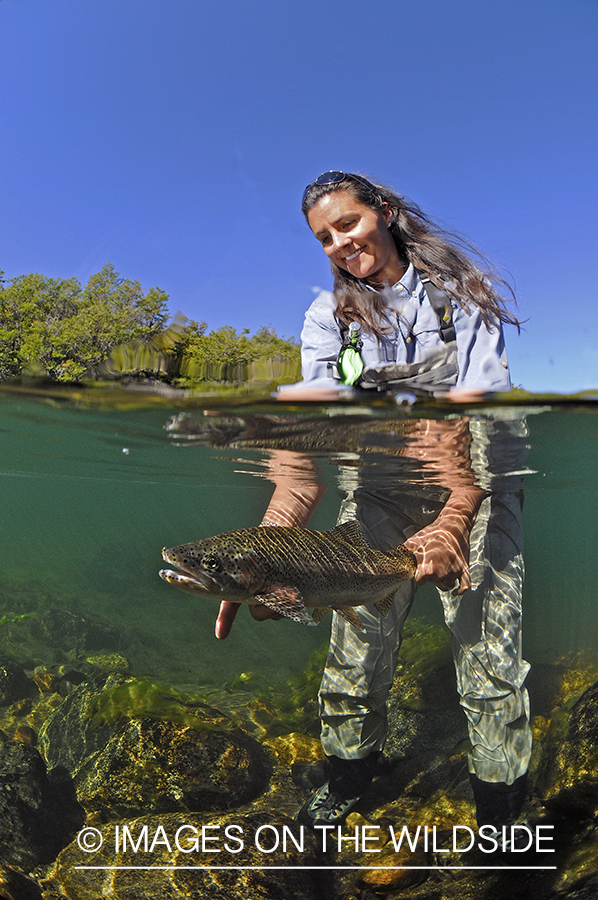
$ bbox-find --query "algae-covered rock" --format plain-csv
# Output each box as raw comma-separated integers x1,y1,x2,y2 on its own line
85,652,130,673
76,716,270,817
39,675,231,776
263,732,324,768
0,740,83,870
0,608,126,669
536,678,598,815
408,790,477,832
43,811,321,900
357,844,428,893
38,675,270,818
38,675,122,777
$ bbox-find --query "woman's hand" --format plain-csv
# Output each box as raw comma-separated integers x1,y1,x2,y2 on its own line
403,515,471,594
215,600,282,640
403,486,486,595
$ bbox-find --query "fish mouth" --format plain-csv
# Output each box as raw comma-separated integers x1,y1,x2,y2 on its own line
159,568,220,593
160,549,222,594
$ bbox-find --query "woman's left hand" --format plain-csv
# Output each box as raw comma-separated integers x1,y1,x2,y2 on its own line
403,515,472,595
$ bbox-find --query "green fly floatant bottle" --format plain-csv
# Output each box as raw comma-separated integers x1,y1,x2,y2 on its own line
337,322,364,386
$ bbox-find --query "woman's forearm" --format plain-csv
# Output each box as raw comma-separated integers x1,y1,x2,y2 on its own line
258,449,326,527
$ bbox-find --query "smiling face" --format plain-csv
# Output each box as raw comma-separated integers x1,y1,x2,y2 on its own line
307,189,404,287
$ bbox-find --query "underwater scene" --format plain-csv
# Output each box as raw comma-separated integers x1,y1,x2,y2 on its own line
0,384,597,900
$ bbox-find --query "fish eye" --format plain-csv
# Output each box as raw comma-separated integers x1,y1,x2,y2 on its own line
202,554,221,572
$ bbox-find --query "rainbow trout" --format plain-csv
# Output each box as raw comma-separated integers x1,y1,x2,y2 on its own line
160,520,416,629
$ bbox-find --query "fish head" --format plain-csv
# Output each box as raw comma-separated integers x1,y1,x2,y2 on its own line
160,531,265,600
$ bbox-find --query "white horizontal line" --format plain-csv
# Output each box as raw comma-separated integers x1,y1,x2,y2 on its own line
74,865,557,871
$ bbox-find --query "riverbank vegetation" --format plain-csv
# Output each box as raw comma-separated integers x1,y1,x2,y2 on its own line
0,264,301,386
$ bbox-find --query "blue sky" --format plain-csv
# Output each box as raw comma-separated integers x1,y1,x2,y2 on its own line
1,0,596,393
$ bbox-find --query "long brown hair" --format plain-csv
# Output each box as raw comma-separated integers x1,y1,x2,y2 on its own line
301,173,521,338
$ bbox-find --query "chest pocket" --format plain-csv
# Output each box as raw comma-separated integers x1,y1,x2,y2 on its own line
359,343,458,394
334,274,457,389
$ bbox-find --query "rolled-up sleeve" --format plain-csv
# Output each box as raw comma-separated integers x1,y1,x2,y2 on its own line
300,291,343,383
453,305,511,391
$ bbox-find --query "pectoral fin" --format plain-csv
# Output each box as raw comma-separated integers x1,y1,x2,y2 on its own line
374,591,397,617
254,586,317,627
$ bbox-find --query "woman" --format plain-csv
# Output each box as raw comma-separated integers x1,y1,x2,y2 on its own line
299,170,517,394
216,171,531,839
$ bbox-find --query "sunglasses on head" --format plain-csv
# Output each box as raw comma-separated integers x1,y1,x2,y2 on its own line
302,171,376,206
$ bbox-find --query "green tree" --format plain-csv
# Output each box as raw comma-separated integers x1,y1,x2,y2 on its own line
0,264,169,381
52,264,169,379
174,322,300,383
249,325,301,363
0,271,80,378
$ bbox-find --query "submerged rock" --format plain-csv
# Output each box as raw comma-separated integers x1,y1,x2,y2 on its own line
38,675,270,818
75,716,270,817
30,608,122,654
43,811,322,900
263,732,324,769
0,865,42,900
13,724,37,746
0,607,128,672
536,678,598,816
357,843,428,893
0,659,37,707
37,676,121,777
0,740,83,870
85,652,130,673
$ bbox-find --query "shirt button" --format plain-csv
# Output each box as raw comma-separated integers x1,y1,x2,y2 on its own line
502,360,508,368
406,336,412,343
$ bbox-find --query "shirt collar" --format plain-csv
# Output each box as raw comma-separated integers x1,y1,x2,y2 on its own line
392,262,420,296
359,263,421,298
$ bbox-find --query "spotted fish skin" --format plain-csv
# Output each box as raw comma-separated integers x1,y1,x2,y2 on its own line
160,520,416,628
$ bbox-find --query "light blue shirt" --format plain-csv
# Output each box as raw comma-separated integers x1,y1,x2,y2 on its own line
300,264,511,391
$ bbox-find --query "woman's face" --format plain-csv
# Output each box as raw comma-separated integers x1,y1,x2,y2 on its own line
307,190,403,286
